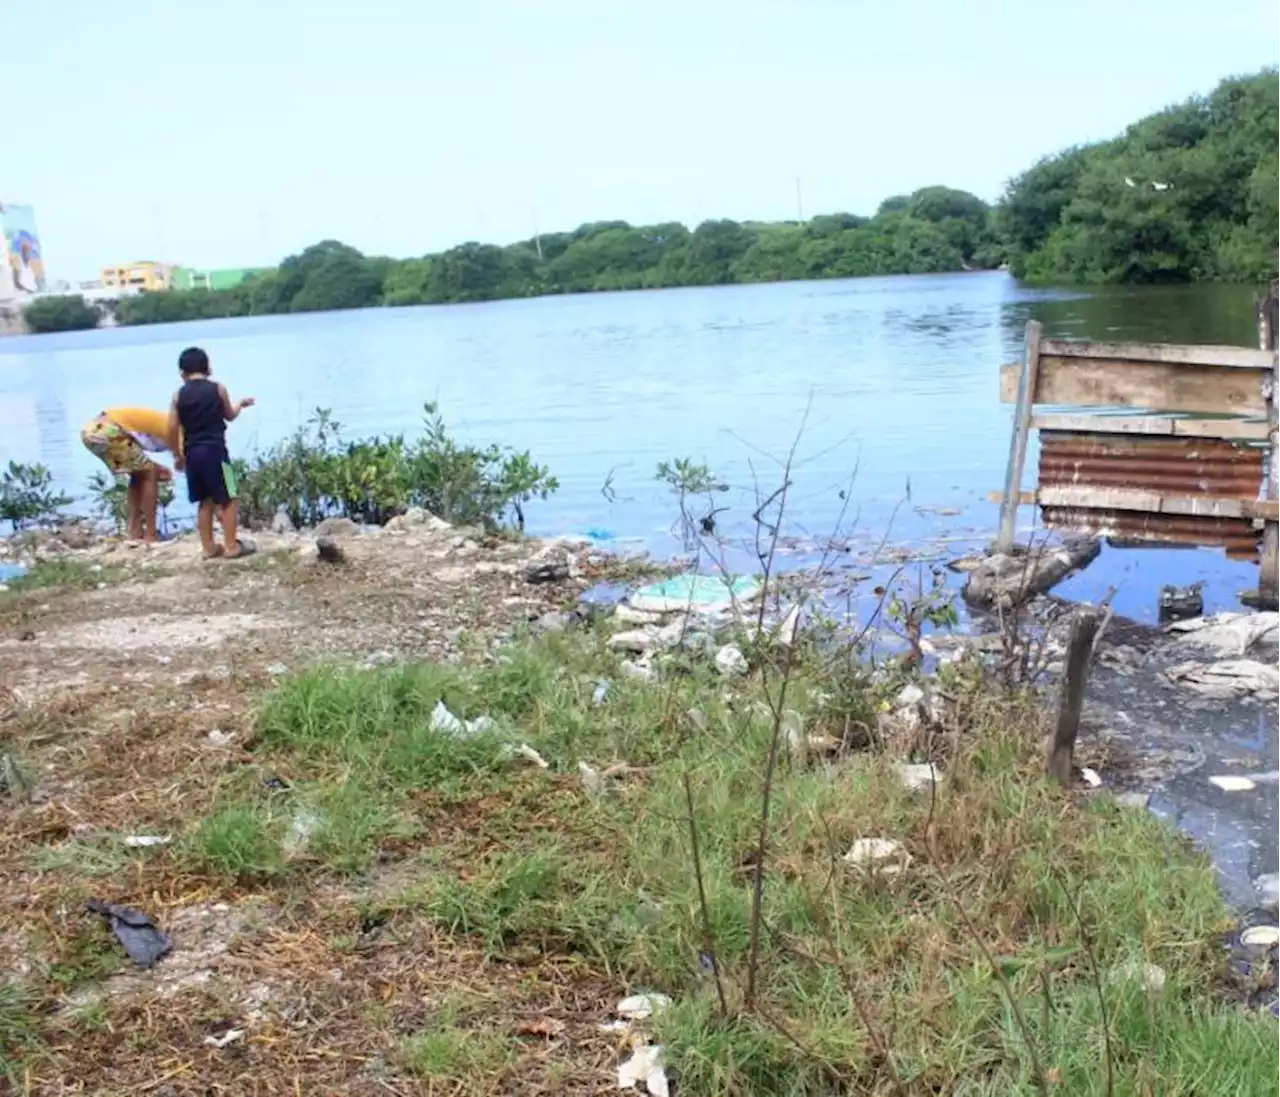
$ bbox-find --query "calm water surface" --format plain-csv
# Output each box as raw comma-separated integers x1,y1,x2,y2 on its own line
0,272,1267,621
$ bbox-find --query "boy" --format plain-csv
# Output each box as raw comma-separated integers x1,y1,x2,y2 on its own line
167,346,256,560
80,406,176,543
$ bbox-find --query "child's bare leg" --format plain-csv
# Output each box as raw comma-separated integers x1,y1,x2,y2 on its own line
126,475,144,540
220,500,241,556
137,467,159,543
197,501,219,558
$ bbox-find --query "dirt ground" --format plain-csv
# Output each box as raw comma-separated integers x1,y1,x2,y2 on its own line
0,521,643,1095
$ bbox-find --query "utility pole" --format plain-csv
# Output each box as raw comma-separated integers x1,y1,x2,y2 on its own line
795,177,804,222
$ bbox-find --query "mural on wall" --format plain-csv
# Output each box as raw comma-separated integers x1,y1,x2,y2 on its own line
1,204,46,294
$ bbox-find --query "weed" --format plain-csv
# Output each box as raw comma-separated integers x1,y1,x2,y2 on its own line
184,800,285,880
400,1017,518,1086
0,980,42,1084
0,558,126,595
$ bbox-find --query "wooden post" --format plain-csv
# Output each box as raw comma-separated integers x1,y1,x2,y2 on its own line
1258,283,1278,610
1047,605,1101,785
997,320,1043,553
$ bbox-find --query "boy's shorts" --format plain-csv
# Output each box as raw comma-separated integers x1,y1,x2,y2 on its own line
185,444,237,505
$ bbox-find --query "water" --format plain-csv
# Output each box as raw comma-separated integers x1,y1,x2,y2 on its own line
0,272,1267,621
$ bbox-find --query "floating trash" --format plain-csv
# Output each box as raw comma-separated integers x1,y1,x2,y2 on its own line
629,574,760,615
1209,775,1257,792
1241,926,1280,950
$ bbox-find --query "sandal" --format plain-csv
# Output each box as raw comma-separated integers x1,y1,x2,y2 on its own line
225,539,257,560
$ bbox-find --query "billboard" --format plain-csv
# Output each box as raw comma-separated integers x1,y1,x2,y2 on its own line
1,203,46,294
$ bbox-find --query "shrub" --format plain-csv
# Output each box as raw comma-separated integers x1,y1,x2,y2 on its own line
0,462,71,530
22,295,100,334
233,404,557,531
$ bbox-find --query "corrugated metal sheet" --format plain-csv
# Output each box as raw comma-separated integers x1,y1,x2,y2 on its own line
1037,430,1264,560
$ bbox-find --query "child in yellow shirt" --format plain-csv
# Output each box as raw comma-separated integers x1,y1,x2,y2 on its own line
80,407,177,542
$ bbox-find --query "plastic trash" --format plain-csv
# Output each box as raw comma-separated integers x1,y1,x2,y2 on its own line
511,743,550,769
844,838,911,875
204,1028,245,1048
629,574,760,615
86,900,173,968
431,701,493,737
617,1044,669,1095
593,681,612,706
1080,767,1103,788
1241,926,1280,950
1209,775,1257,792
579,761,606,798
206,730,235,748
617,993,671,1021
123,835,171,848
284,808,322,856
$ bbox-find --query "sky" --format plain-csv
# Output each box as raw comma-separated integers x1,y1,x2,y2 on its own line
7,0,1278,281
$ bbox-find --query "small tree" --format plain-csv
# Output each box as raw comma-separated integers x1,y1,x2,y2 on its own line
23,296,101,334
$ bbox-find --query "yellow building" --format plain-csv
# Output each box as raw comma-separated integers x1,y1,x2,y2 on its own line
100,261,177,292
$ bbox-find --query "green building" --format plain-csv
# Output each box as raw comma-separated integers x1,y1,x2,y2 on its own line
171,266,267,291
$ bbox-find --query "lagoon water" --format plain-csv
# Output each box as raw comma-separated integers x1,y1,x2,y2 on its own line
0,271,1266,622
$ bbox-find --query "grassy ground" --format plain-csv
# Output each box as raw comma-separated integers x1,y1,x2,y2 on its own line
2,598,1274,1094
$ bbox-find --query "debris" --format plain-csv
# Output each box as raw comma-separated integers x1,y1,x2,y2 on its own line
515,1016,566,1039
1080,767,1103,788
1255,873,1280,909
628,574,760,615
617,993,672,1021
524,560,571,584
1158,583,1204,623
206,729,235,748
714,644,748,676
579,761,607,798
1164,659,1279,699
85,900,173,968
315,536,346,564
1240,926,1280,950
895,683,925,709
430,701,493,737
962,538,1101,611
593,680,612,706
510,743,550,769
776,605,801,647
609,629,659,655
617,1043,669,1096
843,838,912,875
895,762,943,792
265,662,289,677
1165,612,1279,658
123,835,171,848
284,808,322,857
615,604,663,626
1112,960,1166,993
1209,775,1257,792
204,1028,246,1049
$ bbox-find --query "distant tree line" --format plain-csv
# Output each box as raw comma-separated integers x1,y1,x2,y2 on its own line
24,70,1278,334
110,185,1000,326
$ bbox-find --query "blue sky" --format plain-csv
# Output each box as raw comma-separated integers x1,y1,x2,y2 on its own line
8,0,1278,280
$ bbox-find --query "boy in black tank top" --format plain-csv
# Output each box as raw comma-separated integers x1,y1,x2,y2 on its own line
166,347,257,560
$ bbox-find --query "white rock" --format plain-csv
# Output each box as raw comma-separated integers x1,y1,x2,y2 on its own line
206,729,235,748
610,629,657,654
844,837,911,875
615,604,664,626
265,662,289,677
714,644,748,676
619,659,656,683
895,683,925,709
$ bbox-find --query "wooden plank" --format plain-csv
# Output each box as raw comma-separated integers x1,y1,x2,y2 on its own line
1039,339,1276,369
1029,355,1269,416
1029,412,1270,441
989,488,1279,521
1047,607,1101,785
997,321,1042,552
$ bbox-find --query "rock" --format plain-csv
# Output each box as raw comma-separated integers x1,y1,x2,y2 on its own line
895,683,925,709
314,517,359,539
617,993,672,1021
962,538,1101,611
56,520,96,550
315,537,346,564
615,604,664,626
524,561,570,584
619,658,656,682
714,644,748,676
270,511,296,535
895,762,943,792
579,761,606,798
530,612,572,636
265,662,289,676
474,561,518,577
206,730,235,748
610,629,658,655
843,837,911,875
1113,791,1151,810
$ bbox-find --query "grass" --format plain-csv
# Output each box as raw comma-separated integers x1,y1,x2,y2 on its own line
0,558,127,596
3,608,1274,1093
153,628,1276,1093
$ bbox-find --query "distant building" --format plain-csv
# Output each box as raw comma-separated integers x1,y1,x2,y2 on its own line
171,266,266,292
101,261,178,292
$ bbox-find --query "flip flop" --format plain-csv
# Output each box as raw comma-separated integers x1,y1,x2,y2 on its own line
225,539,257,560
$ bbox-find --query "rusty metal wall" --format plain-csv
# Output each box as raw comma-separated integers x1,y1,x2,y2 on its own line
1037,430,1264,560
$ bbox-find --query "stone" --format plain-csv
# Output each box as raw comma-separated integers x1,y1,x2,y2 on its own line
315,537,346,564
270,511,296,535
961,538,1101,611
1254,872,1279,909
895,762,943,792
610,629,657,654
1113,791,1151,810
524,561,570,584
843,837,911,875
314,517,359,539
714,644,749,676
895,683,925,709
615,604,664,626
